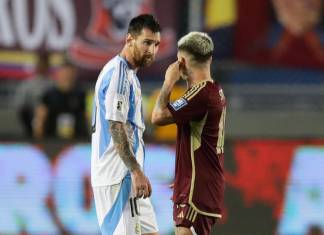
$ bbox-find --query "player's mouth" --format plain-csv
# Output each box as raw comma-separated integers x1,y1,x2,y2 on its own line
144,55,153,61
143,56,153,65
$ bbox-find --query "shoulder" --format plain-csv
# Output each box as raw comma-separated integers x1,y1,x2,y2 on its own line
97,57,125,87
208,81,226,106
182,80,209,102
100,57,121,78
107,57,130,82
212,81,225,100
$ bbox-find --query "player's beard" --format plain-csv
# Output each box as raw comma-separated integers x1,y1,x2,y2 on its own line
133,45,154,68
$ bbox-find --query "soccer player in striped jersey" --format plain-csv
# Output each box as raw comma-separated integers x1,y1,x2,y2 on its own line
152,32,226,235
91,14,160,235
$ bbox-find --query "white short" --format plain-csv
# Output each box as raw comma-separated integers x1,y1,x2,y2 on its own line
93,175,159,235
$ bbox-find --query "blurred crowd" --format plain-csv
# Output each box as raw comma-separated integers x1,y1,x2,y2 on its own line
14,54,89,140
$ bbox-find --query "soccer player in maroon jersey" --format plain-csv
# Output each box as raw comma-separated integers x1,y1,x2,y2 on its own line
151,32,226,235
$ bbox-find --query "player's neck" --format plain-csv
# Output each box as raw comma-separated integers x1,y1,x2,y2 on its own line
119,47,139,72
187,69,212,88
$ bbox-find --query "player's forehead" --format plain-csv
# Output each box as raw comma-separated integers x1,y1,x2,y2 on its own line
136,28,161,42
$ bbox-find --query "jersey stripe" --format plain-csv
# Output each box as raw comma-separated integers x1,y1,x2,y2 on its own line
98,69,114,158
183,81,207,100
127,84,135,120
117,62,127,94
121,65,127,95
185,81,207,101
100,174,131,234
117,62,122,93
183,83,201,99
189,113,222,218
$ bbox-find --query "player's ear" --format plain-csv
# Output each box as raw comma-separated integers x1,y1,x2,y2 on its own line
179,57,186,71
126,33,134,46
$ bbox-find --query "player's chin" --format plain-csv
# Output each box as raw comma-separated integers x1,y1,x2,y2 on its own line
143,57,154,67
142,59,154,67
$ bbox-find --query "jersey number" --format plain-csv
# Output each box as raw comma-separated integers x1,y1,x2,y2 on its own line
216,107,226,154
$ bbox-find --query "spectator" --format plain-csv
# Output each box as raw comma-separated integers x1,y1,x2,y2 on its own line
33,62,88,140
307,225,324,235
14,53,52,137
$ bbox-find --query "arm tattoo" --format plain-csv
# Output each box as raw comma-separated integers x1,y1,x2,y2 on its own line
155,84,171,111
109,120,140,172
152,82,174,125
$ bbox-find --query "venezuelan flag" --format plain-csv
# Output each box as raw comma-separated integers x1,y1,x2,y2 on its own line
0,51,64,79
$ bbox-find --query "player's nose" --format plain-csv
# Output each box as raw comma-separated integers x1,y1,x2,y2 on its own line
148,44,156,55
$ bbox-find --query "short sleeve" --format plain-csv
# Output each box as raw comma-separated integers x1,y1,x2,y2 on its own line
167,83,207,125
104,62,130,123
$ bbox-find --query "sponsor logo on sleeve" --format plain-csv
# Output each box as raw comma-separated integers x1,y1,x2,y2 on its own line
171,98,188,111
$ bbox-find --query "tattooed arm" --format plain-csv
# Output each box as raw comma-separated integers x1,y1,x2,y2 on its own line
151,82,174,126
109,120,151,198
109,120,140,171
152,61,182,126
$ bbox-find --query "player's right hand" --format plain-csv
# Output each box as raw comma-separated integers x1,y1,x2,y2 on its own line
131,168,152,199
165,61,182,86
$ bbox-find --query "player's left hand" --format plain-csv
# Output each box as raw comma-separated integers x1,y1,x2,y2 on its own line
131,168,152,199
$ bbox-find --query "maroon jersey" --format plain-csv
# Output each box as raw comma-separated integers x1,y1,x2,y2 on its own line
167,80,226,218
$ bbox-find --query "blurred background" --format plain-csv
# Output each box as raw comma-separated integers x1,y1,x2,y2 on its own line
0,0,324,234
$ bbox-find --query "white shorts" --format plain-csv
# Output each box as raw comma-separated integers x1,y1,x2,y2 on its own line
93,174,159,235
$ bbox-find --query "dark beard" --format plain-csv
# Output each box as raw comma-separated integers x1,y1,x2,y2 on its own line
133,46,153,68
134,56,153,68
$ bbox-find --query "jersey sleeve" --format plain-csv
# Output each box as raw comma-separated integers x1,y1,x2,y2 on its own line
104,62,130,123
167,84,207,125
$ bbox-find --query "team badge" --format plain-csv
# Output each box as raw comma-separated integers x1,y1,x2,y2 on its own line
117,101,122,111
135,222,141,234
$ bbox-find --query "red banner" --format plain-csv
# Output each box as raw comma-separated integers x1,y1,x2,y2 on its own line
0,0,177,79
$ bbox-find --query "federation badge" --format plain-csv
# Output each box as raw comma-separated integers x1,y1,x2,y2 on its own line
171,98,188,111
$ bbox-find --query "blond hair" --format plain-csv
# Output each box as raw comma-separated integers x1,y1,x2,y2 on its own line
177,31,214,63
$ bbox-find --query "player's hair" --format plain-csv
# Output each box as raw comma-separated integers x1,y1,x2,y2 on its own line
128,14,161,36
178,32,214,63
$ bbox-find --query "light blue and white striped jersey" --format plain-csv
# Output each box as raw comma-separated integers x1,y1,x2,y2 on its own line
91,55,145,187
